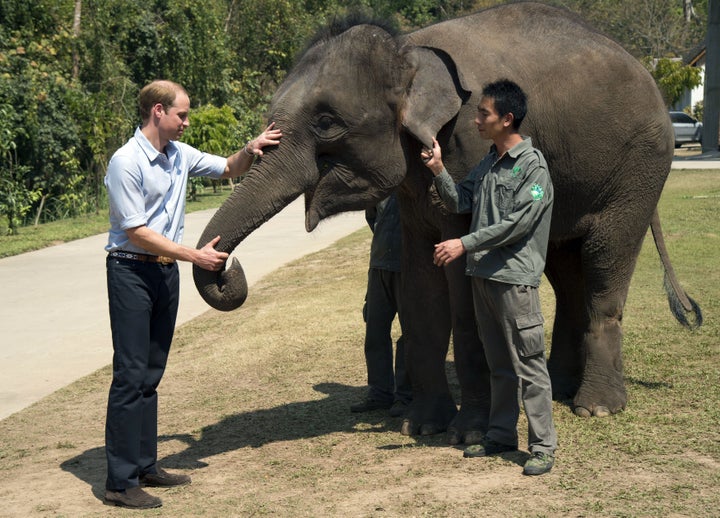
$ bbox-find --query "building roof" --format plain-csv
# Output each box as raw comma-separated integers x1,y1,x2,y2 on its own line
684,40,706,66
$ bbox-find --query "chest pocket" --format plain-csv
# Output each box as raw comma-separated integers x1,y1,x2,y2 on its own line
494,175,522,216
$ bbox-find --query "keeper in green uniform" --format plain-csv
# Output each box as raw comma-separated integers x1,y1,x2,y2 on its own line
421,79,557,476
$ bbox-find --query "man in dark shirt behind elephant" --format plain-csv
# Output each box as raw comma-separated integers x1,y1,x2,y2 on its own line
351,193,412,417
421,79,557,476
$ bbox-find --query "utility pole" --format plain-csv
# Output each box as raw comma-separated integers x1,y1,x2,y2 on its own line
703,0,719,152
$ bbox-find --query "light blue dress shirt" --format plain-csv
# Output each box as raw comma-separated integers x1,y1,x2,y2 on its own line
105,128,227,253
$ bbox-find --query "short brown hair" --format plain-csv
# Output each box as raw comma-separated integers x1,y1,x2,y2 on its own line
138,80,188,121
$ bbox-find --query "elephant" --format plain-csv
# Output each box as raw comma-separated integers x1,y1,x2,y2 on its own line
194,2,702,441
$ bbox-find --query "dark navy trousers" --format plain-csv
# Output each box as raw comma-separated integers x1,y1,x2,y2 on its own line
105,256,179,491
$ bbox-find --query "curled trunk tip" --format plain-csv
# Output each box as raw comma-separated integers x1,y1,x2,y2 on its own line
193,257,248,311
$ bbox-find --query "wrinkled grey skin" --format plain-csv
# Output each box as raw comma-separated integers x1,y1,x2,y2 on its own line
194,2,701,441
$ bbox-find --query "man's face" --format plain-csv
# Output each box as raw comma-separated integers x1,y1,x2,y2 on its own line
158,92,190,140
474,96,510,141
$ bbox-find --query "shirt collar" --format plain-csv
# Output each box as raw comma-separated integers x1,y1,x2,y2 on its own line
133,127,179,163
489,136,533,164
507,136,533,158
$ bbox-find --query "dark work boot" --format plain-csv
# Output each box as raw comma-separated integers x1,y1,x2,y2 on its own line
463,438,518,458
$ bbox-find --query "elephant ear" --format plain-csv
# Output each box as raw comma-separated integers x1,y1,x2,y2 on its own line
400,46,472,148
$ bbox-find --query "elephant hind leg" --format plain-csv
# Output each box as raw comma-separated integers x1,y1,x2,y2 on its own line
545,239,587,401
546,235,632,417
574,312,627,417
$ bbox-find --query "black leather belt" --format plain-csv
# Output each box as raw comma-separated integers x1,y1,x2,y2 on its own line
108,250,176,265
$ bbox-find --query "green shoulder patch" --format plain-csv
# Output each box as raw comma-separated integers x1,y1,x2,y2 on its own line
530,183,544,201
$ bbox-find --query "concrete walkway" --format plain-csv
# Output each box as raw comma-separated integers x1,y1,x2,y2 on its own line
0,199,365,420
671,148,720,168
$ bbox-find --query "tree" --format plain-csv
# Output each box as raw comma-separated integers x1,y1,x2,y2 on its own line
0,101,39,234
645,57,703,107
182,104,242,199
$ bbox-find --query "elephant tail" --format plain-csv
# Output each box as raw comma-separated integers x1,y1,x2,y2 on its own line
650,209,703,329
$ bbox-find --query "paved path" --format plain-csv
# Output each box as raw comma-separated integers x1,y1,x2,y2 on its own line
0,199,365,420
671,149,720,168
1,154,718,421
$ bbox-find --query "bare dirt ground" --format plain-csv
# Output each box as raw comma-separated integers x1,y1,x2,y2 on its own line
1,185,718,517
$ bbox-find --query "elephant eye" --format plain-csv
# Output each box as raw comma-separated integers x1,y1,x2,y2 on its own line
312,113,348,142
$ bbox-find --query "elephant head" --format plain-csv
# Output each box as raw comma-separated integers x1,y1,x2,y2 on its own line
193,22,471,311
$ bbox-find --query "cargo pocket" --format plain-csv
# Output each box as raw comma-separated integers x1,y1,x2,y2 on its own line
515,312,545,357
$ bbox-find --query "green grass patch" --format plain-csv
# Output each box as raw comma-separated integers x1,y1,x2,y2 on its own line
0,188,232,258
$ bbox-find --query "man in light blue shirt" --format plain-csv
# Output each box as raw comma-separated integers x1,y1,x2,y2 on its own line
103,80,282,509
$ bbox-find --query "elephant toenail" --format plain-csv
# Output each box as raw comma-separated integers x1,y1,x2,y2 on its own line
574,406,591,418
594,406,611,417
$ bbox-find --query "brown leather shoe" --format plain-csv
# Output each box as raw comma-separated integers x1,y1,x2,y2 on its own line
104,486,162,509
140,467,191,487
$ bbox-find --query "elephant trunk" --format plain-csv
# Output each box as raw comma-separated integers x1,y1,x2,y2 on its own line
193,155,310,311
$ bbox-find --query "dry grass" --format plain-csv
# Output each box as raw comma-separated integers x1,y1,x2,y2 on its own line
0,170,718,517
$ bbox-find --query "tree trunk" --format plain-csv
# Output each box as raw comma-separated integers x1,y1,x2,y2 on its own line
72,0,82,80
702,0,720,152
683,0,697,23
33,194,48,227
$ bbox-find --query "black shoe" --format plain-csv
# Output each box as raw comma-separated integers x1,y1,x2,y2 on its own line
104,487,162,509
350,398,393,413
140,467,191,487
389,400,409,417
463,438,518,458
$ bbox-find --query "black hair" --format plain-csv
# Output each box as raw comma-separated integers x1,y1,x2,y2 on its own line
481,79,527,130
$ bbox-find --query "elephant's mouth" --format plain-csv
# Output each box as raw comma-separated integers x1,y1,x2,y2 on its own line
305,152,396,232
302,156,332,231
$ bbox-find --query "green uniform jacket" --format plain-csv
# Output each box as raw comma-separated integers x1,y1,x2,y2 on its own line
433,137,553,287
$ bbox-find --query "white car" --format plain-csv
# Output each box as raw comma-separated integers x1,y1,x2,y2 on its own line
670,111,703,147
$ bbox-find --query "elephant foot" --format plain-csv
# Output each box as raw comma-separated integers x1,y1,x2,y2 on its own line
401,419,446,436
573,405,613,418
400,394,457,437
572,375,626,418
445,404,490,445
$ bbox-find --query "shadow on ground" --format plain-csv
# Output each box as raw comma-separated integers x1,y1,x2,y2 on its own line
59,381,439,496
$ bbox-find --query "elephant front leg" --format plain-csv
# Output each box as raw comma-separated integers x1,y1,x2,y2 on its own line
443,252,490,445
400,251,458,437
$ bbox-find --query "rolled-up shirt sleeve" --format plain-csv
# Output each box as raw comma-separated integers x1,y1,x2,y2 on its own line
105,154,148,231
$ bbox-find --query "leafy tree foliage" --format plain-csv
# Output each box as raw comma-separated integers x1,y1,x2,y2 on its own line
645,56,703,107
182,104,242,200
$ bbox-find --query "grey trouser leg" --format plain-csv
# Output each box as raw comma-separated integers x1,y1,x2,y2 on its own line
364,268,410,403
471,277,557,455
